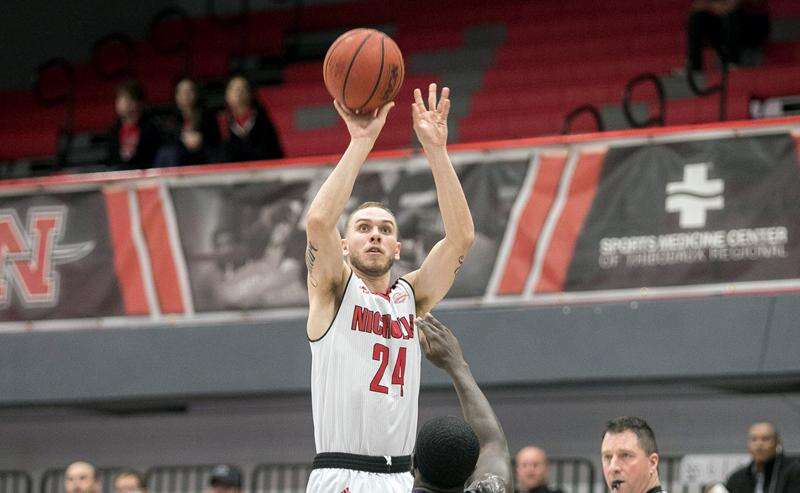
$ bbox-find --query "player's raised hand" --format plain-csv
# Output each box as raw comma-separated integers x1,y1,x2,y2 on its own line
334,100,394,143
412,83,450,149
418,313,466,373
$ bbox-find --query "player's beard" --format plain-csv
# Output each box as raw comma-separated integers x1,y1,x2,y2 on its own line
349,251,394,277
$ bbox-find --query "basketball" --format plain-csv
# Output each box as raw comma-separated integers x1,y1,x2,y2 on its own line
323,28,405,114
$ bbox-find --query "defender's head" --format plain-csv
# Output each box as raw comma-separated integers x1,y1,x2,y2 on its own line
343,202,400,277
412,416,480,491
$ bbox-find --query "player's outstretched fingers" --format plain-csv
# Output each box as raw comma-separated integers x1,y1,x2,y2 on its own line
333,100,351,119
437,87,450,111
413,88,425,110
428,83,437,113
376,101,395,121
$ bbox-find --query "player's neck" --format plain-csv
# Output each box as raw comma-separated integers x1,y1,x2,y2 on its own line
350,265,392,294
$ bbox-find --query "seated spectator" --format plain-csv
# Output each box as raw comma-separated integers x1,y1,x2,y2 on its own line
113,470,148,493
515,446,564,493
725,421,800,493
208,464,243,493
108,80,162,170
155,78,222,167
65,461,101,493
687,0,770,71
220,75,283,162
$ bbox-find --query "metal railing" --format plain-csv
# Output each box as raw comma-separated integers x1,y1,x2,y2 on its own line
0,471,32,493
251,463,311,493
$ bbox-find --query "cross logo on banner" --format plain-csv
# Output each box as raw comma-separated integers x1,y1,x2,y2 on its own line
665,163,724,229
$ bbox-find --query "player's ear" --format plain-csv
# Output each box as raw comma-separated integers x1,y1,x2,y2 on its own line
394,241,401,260
341,238,349,256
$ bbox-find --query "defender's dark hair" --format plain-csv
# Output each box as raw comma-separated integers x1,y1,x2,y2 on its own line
603,416,658,455
415,416,480,489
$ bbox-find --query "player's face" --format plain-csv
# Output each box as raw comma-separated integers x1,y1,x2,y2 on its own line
65,463,99,493
344,207,400,277
747,422,778,464
601,430,657,493
516,447,548,489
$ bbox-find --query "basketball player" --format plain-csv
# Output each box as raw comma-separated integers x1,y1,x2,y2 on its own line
304,83,475,493
412,314,512,493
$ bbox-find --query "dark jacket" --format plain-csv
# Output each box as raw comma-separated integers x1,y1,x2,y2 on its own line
168,108,222,165
221,103,283,162
515,486,564,493
108,112,162,170
726,454,800,493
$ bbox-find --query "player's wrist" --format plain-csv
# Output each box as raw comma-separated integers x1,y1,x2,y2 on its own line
445,359,470,376
348,136,377,151
422,143,448,157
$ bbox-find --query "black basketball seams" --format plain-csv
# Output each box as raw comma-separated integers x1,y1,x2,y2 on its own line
341,31,375,108
355,34,386,113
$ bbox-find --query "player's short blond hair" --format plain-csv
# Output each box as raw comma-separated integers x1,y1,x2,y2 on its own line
346,201,397,232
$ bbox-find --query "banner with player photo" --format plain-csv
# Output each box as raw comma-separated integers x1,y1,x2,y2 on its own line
0,191,125,322
170,155,531,311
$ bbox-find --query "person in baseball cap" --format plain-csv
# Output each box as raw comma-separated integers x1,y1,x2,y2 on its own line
208,464,242,493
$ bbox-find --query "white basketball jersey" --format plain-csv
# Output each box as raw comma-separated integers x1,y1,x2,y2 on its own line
310,272,420,456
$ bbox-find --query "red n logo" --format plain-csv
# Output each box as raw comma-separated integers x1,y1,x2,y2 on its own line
0,207,93,308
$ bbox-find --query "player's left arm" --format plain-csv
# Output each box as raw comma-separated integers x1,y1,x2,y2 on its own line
403,84,474,315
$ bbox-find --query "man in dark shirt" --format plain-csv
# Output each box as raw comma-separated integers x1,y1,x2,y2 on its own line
411,314,512,493
725,422,800,493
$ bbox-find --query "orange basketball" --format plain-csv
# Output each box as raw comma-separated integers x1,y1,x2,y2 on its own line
323,28,405,114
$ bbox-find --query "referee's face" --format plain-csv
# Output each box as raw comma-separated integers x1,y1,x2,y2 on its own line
601,430,658,493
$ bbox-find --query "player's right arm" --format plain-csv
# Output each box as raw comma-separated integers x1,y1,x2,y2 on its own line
305,101,394,340
418,315,512,492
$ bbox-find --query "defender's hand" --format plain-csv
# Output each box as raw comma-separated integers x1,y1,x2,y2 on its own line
418,313,466,372
334,100,394,143
413,83,450,149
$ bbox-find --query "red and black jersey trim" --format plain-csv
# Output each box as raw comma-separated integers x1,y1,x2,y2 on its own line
308,271,353,343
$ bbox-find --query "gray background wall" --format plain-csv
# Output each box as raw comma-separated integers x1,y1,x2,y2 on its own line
1,294,799,479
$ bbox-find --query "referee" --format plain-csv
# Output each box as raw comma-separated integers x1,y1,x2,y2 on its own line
601,416,666,493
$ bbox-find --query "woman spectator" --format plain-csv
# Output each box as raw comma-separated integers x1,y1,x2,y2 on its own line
108,80,162,169
156,78,221,166
220,75,283,162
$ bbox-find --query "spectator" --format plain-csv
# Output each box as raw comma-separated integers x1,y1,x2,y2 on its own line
155,78,221,166
220,75,283,162
113,470,148,493
687,0,770,71
725,422,800,493
515,446,563,493
108,80,162,170
601,416,664,493
64,461,101,493
208,464,242,493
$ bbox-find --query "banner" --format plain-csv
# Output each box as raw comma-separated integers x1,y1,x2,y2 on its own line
170,156,529,311
564,134,800,291
0,117,798,330
0,191,123,321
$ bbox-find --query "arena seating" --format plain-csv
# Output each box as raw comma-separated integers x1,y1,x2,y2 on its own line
1,0,799,167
